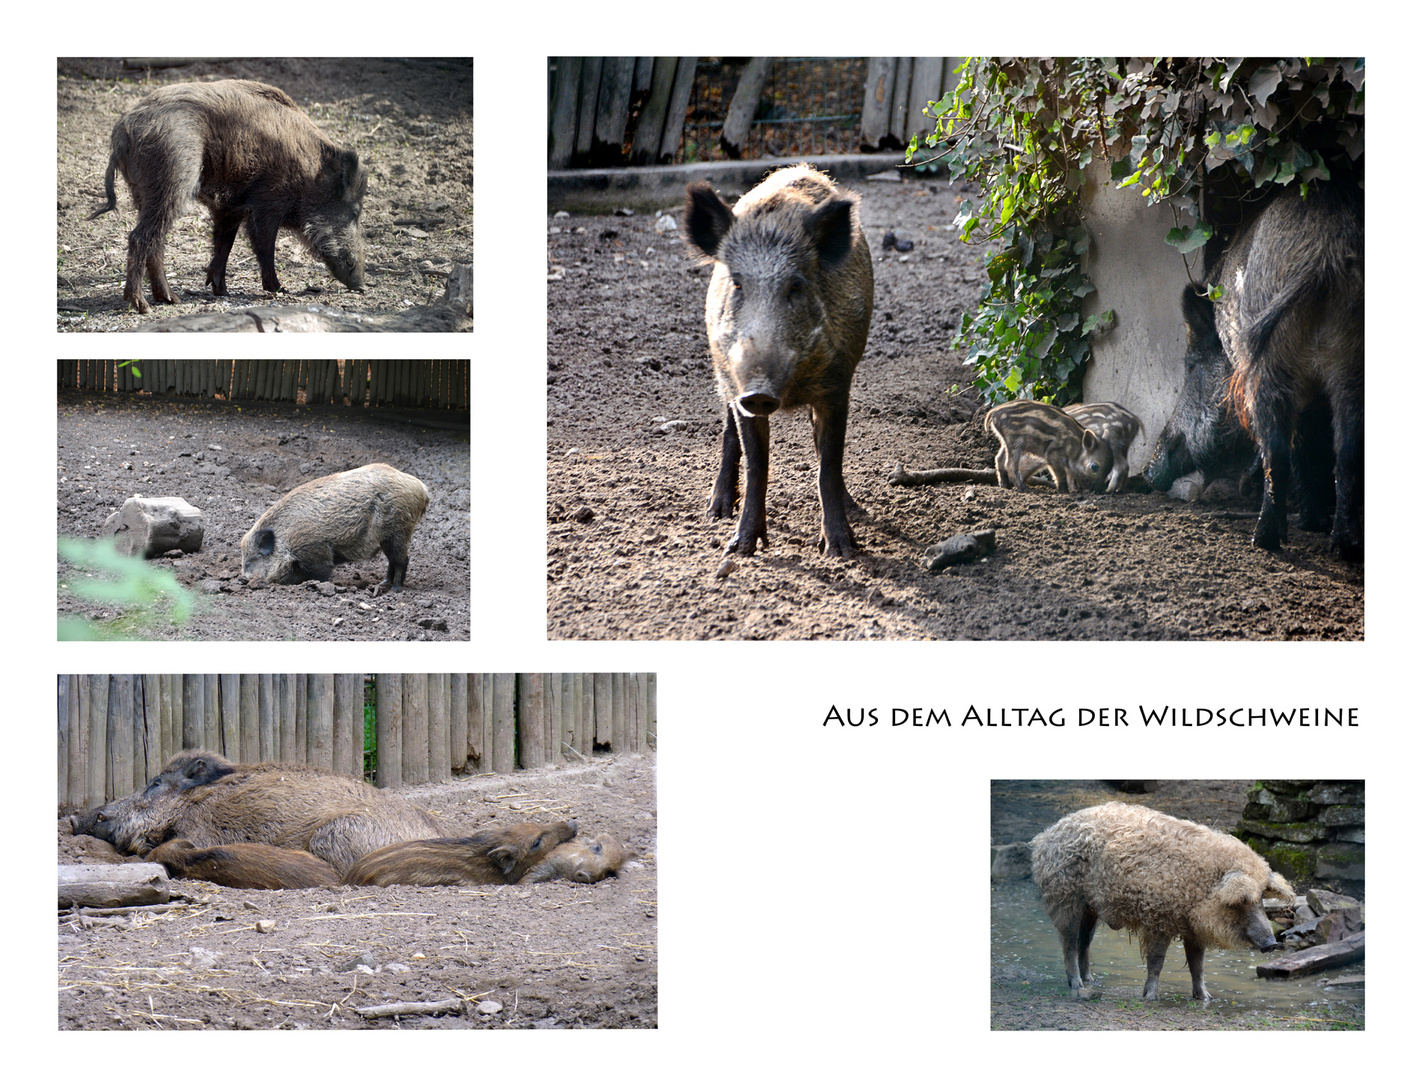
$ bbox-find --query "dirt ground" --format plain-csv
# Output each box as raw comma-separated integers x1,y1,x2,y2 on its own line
57,58,471,331
57,391,470,640
57,752,655,1030
990,780,1363,1031
546,170,1363,640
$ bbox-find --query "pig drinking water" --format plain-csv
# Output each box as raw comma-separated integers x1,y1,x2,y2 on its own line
985,401,1112,493
682,164,874,557
241,463,429,594
1031,802,1293,1001
1144,180,1363,560
1063,402,1141,492
90,79,368,313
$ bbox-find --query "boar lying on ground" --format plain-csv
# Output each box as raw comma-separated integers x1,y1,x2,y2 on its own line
145,838,340,889
682,164,873,557
70,749,447,876
90,79,368,313
1031,802,1293,1000
522,833,627,884
241,463,430,594
341,821,579,886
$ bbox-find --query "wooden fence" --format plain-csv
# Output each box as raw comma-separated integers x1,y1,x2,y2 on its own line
548,57,958,168
58,673,656,808
56,360,470,410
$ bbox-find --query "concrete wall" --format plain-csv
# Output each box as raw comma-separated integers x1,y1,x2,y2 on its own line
1078,161,1197,473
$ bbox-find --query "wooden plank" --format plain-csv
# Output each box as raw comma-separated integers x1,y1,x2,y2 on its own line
890,58,911,144
660,58,699,162
182,674,203,754
239,674,259,763
492,673,516,773
646,672,657,747
219,674,240,758
1257,933,1365,979
592,57,636,165
480,673,494,773
861,57,897,149
576,57,603,160
594,672,613,749
579,672,595,755
257,674,277,761
278,674,296,761
87,676,108,803
450,674,468,771
403,674,429,785
428,673,450,780
519,673,545,768
720,57,773,159
375,673,402,788
138,675,159,775
560,673,577,759
630,57,678,166
907,58,946,143
307,674,334,771
58,675,72,805
108,675,133,801
333,673,355,776
633,56,655,93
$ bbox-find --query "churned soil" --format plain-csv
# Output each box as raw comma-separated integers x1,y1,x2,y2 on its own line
57,57,471,331
990,780,1363,1031
57,391,470,641
58,753,657,1030
546,170,1363,640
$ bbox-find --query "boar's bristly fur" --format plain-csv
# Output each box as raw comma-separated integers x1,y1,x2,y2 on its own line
341,821,579,886
1031,802,1293,1001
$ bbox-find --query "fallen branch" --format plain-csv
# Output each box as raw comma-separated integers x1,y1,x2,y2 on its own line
352,997,464,1019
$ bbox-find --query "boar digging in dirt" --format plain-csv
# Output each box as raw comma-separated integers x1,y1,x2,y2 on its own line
1145,180,1363,561
985,401,1112,494
241,463,430,594
89,79,368,313
70,749,448,876
341,821,579,886
682,164,873,557
1031,802,1293,1001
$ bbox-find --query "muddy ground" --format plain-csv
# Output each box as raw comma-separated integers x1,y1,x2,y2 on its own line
990,781,1363,1031
57,391,470,640
546,170,1363,640
58,752,655,1030
57,58,471,331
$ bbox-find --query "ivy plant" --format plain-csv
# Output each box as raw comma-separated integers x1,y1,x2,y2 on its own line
910,57,1364,404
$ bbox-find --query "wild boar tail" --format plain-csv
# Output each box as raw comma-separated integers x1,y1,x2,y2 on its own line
88,156,118,220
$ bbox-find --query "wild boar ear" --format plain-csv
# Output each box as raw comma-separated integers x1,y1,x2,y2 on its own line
1082,429,1101,450
1212,868,1252,905
808,195,859,267
683,183,734,260
255,529,277,557
487,844,520,878
1180,285,1217,345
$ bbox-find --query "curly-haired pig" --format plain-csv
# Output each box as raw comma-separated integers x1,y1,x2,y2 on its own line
1031,802,1294,1000
682,163,873,557
241,463,429,594
1063,402,1141,492
985,400,1112,493
89,79,368,313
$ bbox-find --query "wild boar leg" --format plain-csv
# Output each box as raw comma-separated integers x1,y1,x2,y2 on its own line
708,405,742,519
245,211,285,293
1333,408,1364,560
727,412,771,554
1141,937,1170,1000
205,211,244,296
1251,405,1293,550
1182,934,1210,1000
376,534,411,594
811,394,856,556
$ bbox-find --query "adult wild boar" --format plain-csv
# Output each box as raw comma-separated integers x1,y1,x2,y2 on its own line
90,79,368,313
70,749,447,876
341,821,579,886
1031,802,1293,1000
682,164,873,557
241,463,430,594
1145,180,1363,561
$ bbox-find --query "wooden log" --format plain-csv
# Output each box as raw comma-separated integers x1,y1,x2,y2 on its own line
278,674,296,762
575,57,602,160
58,676,73,805
520,673,545,768
402,674,429,785
594,673,613,749
660,58,699,163
630,57,679,166
257,674,277,761
449,674,468,771
427,674,449,780
59,864,170,909
204,673,220,749
1257,933,1365,979
108,676,133,801
88,675,108,803
720,57,773,159
100,497,205,558
548,57,583,170
579,672,595,756
592,57,636,166
861,57,897,150
239,674,259,764
375,673,402,788
492,674,516,773
333,673,356,776
352,998,463,1020
307,674,334,771
219,674,240,758
646,673,657,747
889,58,911,144
907,58,946,143
633,56,655,93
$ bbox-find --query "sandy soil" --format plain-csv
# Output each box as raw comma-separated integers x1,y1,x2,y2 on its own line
57,391,470,640
990,780,1363,1031
57,58,471,330
58,753,656,1030
546,170,1363,640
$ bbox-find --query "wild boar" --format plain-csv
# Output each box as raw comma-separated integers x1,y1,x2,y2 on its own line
145,838,340,889
90,79,368,313
1031,802,1293,1000
985,401,1112,493
1063,402,1141,492
341,821,579,886
69,749,447,876
241,463,430,594
521,833,626,884
682,164,873,557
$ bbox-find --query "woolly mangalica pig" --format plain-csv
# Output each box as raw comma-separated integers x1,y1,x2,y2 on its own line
682,164,873,557
90,79,368,313
1031,802,1293,1000
241,463,430,594
341,821,579,886
69,749,447,876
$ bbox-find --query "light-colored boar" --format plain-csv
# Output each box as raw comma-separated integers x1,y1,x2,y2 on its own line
241,462,430,594
1030,802,1293,1000
341,821,579,887
522,833,627,884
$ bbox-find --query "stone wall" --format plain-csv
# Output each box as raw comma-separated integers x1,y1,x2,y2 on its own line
1236,781,1364,884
